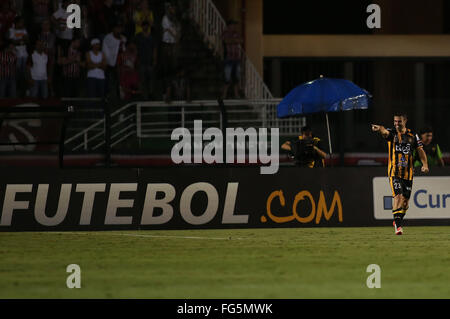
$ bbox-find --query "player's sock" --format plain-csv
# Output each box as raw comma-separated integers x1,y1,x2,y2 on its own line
400,208,408,227
393,210,406,228
393,208,405,228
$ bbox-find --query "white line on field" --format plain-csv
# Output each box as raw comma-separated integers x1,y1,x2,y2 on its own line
116,233,243,240
48,232,244,241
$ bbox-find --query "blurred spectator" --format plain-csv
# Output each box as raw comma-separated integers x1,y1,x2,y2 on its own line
58,38,83,97
133,0,154,35
31,0,51,29
80,3,91,40
414,127,445,167
161,3,180,100
86,38,107,98
221,20,243,99
12,0,24,15
123,0,140,36
0,0,208,102
87,0,104,37
135,20,157,99
8,16,28,95
102,23,126,100
166,67,191,103
28,39,49,99
8,16,28,64
38,19,56,58
37,19,56,96
0,38,17,98
0,1,16,36
52,0,73,50
118,41,140,100
98,0,119,38
174,0,190,22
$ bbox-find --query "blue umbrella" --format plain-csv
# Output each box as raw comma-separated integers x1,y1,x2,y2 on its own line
277,76,371,154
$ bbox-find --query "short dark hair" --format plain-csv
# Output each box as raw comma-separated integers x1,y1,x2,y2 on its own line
301,126,312,134
420,126,433,135
393,113,408,120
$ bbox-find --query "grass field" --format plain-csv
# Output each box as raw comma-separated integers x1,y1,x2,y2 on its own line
1,227,449,299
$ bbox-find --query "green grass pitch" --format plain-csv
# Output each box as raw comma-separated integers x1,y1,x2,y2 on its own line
1,227,449,298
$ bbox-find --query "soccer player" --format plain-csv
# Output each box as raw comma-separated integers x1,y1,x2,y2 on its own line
371,114,429,235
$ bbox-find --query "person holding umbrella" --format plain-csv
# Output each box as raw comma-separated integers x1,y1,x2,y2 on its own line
277,76,372,157
282,126,328,168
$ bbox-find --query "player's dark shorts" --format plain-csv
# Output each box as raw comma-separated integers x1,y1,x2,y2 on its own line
389,177,413,199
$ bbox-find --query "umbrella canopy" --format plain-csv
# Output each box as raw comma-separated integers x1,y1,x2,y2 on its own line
277,77,371,118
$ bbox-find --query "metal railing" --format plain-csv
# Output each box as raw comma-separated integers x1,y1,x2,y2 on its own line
191,0,274,100
135,99,305,139
64,102,136,152
64,99,305,151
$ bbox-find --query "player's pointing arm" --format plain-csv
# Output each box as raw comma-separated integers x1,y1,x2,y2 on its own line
371,124,390,139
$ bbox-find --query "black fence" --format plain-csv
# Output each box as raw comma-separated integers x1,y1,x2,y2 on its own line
0,98,110,168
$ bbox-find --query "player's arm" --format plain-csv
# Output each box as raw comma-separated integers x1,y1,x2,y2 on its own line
417,147,429,173
313,145,328,159
437,144,445,167
414,134,429,173
281,141,292,151
371,124,390,139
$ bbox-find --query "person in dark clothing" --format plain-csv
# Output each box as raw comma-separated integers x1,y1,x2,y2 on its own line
413,127,445,168
281,126,328,168
0,38,17,98
134,20,157,99
97,0,119,38
57,38,83,97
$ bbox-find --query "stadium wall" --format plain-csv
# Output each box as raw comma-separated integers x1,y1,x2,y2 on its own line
0,167,449,232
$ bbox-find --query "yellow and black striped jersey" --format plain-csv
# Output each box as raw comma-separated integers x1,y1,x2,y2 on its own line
385,128,423,181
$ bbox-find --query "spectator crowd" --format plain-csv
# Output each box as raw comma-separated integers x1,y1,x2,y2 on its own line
0,0,191,102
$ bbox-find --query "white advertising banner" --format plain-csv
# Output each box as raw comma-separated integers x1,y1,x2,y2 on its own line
373,177,450,220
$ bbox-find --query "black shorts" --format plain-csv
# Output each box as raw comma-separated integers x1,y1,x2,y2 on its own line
389,177,413,199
